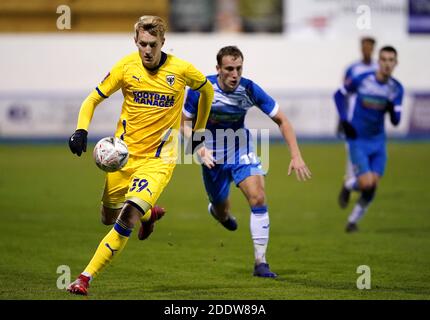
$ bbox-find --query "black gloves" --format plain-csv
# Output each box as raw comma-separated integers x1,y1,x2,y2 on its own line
386,101,395,114
69,129,88,156
340,121,357,140
336,120,346,139
185,131,205,154
385,101,400,126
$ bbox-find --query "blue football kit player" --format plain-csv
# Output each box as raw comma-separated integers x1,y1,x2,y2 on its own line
344,37,378,89
338,37,378,190
334,46,404,232
182,46,311,277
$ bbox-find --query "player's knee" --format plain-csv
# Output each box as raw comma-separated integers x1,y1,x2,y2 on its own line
371,174,380,187
358,177,374,191
247,192,266,207
117,203,142,228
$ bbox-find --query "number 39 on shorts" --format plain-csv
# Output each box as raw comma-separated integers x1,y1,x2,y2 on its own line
130,178,149,192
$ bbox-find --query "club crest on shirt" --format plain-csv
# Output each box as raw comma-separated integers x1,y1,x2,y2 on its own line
166,75,175,86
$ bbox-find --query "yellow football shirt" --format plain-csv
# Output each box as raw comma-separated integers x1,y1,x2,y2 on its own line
83,51,207,159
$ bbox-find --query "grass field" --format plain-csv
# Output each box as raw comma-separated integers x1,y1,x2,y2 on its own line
0,142,429,300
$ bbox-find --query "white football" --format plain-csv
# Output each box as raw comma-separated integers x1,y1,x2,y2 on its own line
93,137,129,172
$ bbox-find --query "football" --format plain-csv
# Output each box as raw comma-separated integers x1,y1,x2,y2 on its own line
93,137,129,172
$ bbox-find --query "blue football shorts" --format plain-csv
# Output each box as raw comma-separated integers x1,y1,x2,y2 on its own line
348,138,387,177
202,161,265,204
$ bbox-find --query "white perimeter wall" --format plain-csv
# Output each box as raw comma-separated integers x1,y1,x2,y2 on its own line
1,33,429,91
0,34,429,138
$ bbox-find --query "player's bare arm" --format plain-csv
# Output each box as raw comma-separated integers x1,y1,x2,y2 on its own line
271,110,312,181
181,113,215,168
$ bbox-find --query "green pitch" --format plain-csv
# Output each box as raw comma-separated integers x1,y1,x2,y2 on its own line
0,142,429,300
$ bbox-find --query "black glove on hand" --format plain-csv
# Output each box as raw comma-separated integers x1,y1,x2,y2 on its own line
386,101,395,114
186,131,205,155
340,121,357,140
69,129,88,156
336,120,346,139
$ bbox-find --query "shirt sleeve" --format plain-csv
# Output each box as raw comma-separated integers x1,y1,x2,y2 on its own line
334,73,363,121
341,74,361,95
184,63,207,91
96,61,124,98
388,82,404,126
344,65,354,85
76,89,105,131
75,60,124,130
248,81,279,118
183,88,200,119
392,83,404,108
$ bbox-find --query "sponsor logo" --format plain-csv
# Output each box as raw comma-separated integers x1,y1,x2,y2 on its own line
132,91,175,107
105,243,119,256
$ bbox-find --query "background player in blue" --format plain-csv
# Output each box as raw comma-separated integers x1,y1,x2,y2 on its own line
334,46,404,232
340,37,378,138
343,37,378,93
337,37,378,194
182,46,311,278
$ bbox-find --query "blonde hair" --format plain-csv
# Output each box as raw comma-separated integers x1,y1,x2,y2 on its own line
134,15,167,39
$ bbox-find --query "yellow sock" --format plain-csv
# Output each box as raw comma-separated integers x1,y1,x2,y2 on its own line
83,222,131,278
140,208,152,222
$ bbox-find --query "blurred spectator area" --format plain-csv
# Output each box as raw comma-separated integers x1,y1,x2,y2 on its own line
0,0,283,33
0,0,169,32
170,0,283,32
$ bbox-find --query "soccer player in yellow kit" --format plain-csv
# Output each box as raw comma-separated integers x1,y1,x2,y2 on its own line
67,16,213,296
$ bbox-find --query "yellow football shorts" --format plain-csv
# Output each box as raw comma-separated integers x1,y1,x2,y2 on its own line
101,155,176,211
